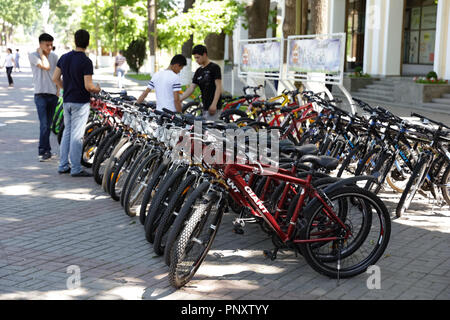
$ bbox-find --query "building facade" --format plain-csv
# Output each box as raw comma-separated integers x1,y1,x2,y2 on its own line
230,0,449,80
305,0,449,79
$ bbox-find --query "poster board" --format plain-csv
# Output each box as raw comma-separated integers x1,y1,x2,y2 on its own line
238,38,283,80
285,33,346,85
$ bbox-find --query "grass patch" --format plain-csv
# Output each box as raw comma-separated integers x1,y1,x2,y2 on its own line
127,73,151,81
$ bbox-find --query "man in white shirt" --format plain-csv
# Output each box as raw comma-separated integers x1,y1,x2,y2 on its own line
136,54,186,113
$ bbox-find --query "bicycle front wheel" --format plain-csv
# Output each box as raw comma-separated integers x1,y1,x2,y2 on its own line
396,156,430,218
168,190,224,288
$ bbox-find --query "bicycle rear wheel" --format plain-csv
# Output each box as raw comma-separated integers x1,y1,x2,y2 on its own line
298,186,390,279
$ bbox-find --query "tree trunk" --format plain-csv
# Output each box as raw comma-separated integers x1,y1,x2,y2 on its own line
245,0,271,39
228,33,234,63
205,32,226,90
181,0,195,58
0,23,4,46
147,0,157,74
7,26,13,46
180,0,195,85
114,0,117,54
311,0,328,34
300,0,309,35
283,0,296,63
283,0,296,38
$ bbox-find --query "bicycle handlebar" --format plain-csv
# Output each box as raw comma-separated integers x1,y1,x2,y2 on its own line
411,112,450,129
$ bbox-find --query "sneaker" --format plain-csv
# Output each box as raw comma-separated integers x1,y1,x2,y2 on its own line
39,153,51,162
58,167,71,174
71,170,93,177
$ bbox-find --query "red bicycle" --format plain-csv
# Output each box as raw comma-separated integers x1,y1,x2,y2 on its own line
168,130,391,288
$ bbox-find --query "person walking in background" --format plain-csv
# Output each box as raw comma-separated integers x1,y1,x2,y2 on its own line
114,50,127,89
28,33,60,162
14,49,20,72
136,54,186,113
52,29,101,177
180,45,222,121
1,48,15,87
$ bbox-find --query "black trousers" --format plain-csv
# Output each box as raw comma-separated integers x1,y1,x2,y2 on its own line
6,67,13,85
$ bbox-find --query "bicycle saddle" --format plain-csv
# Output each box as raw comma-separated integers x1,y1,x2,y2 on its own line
299,155,339,171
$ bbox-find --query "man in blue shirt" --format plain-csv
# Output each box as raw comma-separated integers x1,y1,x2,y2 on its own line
52,29,101,177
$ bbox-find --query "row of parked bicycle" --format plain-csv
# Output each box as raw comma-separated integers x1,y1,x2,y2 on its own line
53,86,449,289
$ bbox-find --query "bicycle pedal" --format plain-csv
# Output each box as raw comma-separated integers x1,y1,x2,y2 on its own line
263,248,278,261
233,226,244,235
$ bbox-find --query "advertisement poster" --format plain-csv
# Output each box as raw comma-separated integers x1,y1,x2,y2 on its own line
287,38,341,75
409,31,420,63
240,41,281,73
419,30,435,64
421,6,437,29
411,7,421,30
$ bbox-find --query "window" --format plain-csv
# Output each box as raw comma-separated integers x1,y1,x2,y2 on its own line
403,0,438,65
345,0,366,71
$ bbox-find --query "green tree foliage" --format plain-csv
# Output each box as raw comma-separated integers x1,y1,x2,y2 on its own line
0,0,42,44
0,0,41,27
157,0,244,51
80,0,147,52
49,0,84,46
124,37,147,73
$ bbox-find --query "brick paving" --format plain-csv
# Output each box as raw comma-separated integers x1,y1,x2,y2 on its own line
0,68,449,300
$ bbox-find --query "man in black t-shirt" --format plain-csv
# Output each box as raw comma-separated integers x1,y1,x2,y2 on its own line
180,45,222,120
52,29,101,177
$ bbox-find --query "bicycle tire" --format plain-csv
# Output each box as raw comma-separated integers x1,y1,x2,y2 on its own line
440,164,450,206
298,186,390,279
92,131,122,185
164,181,210,267
154,173,198,256
123,151,161,217
120,146,154,207
219,109,249,123
81,126,110,168
182,101,201,114
139,162,169,226
103,138,131,193
337,144,365,177
145,166,188,243
396,156,429,218
168,189,224,288
91,130,119,183
110,144,142,201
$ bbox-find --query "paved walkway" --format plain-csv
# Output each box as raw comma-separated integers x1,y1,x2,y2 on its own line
0,68,449,300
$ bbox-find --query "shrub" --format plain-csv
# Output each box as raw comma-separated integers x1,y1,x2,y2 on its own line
426,71,438,80
349,66,371,78
124,38,147,74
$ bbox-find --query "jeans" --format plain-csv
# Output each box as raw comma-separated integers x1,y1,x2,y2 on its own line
34,94,58,156
117,68,125,89
6,67,13,85
58,102,90,175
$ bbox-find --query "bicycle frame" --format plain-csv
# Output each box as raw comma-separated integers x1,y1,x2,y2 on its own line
221,163,351,244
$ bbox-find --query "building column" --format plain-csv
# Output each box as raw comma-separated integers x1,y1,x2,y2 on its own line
363,0,404,76
328,0,347,34
434,0,450,80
